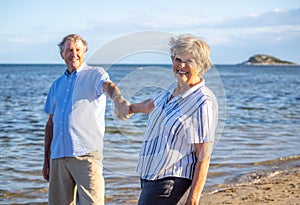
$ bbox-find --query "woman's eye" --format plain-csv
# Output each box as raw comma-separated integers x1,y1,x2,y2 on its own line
175,58,181,62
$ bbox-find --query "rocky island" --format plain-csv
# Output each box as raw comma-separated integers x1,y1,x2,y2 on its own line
240,54,297,65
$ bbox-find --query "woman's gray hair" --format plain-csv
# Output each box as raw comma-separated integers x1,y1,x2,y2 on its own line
169,34,212,75
58,34,88,54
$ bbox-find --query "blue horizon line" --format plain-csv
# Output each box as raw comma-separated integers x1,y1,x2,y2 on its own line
0,63,299,67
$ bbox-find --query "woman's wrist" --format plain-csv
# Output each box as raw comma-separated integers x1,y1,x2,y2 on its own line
129,105,133,114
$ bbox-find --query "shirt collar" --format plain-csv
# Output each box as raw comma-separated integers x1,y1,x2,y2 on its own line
76,62,86,73
180,79,205,99
64,62,87,77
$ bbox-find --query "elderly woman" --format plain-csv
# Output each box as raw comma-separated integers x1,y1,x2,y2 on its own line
129,34,218,205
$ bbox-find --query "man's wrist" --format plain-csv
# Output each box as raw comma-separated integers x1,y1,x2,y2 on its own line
112,94,123,102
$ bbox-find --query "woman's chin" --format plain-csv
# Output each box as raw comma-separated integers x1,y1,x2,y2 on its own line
175,75,189,83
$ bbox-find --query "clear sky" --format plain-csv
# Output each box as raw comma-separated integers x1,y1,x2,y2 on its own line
0,0,299,64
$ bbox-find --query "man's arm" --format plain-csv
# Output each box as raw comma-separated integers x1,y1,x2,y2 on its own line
102,81,131,119
186,142,213,205
43,114,53,181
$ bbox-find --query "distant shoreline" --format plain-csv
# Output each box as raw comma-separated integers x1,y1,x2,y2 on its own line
236,63,299,67
239,54,298,66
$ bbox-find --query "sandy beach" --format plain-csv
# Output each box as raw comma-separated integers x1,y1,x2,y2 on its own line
200,168,300,205
105,168,300,205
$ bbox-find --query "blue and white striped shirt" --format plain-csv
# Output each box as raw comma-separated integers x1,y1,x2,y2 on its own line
137,80,218,180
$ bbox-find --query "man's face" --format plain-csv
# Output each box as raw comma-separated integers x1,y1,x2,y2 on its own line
61,39,86,72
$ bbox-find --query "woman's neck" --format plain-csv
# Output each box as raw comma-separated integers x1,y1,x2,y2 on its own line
173,78,202,97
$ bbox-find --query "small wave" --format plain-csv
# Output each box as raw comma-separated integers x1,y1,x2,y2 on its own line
238,106,265,110
233,169,283,184
254,155,300,166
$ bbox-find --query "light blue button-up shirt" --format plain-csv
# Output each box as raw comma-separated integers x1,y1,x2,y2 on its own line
44,63,110,159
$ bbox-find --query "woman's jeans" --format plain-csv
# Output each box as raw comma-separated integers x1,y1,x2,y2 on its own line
138,177,192,205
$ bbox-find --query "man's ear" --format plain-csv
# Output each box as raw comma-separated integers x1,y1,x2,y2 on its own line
60,52,64,59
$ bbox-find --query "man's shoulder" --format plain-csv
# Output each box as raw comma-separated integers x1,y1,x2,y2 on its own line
52,73,67,84
84,63,104,70
84,64,108,75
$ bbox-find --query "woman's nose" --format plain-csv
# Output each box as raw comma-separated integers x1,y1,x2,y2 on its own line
178,62,186,68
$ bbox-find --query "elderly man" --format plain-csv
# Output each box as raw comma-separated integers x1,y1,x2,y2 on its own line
43,34,130,205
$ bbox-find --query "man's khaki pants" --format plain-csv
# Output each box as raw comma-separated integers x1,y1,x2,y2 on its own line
49,152,104,205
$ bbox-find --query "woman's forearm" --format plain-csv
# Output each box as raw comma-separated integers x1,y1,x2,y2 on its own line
187,156,211,204
187,142,213,204
129,98,154,114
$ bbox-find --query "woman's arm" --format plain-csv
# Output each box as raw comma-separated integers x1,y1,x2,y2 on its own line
129,98,154,114
186,142,213,205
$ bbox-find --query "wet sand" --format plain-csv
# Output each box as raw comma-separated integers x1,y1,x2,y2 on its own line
200,168,300,205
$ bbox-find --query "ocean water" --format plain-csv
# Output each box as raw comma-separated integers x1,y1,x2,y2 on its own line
0,64,299,204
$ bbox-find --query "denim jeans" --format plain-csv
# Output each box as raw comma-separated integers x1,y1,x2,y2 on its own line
138,177,192,205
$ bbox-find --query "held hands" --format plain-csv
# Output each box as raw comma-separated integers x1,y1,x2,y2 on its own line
113,95,133,120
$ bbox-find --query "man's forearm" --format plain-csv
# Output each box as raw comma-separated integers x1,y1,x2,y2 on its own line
43,115,53,181
102,81,132,119
44,117,53,162
102,81,123,100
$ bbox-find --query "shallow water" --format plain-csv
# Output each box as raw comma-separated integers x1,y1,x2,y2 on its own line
0,64,299,204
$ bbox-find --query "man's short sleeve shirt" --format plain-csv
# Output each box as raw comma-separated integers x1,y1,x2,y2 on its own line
44,63,110,159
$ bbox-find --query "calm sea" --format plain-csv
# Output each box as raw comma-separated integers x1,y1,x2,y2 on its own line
0,64,299,204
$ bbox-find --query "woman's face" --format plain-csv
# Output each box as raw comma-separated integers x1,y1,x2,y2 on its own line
172,53,200,86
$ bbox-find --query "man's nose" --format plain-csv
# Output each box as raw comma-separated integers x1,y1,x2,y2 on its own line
70,49,77,55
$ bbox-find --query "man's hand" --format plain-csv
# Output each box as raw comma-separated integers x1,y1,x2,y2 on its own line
114,95,132,120
42,160,50,181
